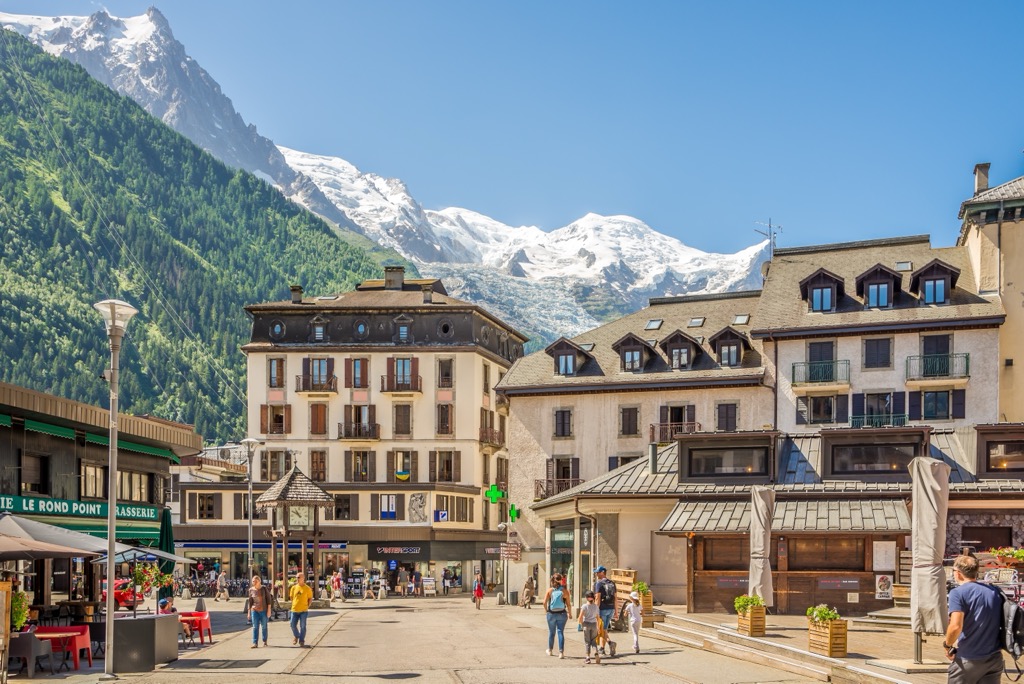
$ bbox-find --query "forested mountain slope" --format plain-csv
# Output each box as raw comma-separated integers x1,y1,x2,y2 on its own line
0,29,399,442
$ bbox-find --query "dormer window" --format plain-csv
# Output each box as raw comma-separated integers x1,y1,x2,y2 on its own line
611,333,655,373
670,346,690,370
313,324,326,341
909,259,959,306
799,268,844,313
558,353,575,375
718,341,741,367
811,286,833,312
922,278,945,304
865,281,891,308
398,324,410,342
623,349,641,371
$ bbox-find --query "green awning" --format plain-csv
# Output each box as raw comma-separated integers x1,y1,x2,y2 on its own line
85,434,179,463
28,514,161,544
0,414,10,427
24,419,76,440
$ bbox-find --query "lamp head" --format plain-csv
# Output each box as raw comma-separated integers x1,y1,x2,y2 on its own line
93,299,138,335
497,523,508,532
240,438,262,451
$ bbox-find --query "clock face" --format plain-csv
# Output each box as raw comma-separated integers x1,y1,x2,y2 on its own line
289,505,310,529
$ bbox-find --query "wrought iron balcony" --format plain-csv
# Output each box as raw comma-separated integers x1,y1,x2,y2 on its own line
791,360,850,385
850,414,908,428
295,375,338,393
906,353,970,381
534,478,584,501
338,422,380,440
650,422,701,443
380,375,422,393
479,427,505,447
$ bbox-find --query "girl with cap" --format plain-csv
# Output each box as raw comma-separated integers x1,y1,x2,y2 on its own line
626,591,643,653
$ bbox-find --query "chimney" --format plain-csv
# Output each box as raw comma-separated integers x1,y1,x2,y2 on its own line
384,266,405,291
422,284,433,304
289,285,303,304
648,442,658,475
974,163,991,196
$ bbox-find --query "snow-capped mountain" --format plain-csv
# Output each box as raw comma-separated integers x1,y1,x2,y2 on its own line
1,8,770,344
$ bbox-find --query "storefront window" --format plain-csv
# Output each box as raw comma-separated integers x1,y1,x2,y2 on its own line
789,537,863,570
549,524,574,590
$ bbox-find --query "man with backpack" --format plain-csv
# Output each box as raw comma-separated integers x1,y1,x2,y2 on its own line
944,554,1006,683
592,566,617,657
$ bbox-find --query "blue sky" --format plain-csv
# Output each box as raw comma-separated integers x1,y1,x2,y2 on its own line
4,1,1024,253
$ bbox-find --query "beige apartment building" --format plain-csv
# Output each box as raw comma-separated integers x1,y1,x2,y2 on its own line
500,223,1024,615
176,267,527,592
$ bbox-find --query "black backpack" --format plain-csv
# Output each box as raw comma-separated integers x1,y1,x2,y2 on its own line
1001,595,1024,681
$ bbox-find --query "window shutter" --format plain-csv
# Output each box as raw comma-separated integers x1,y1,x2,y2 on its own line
396,494,405,521
796,397,808,425
659,405,669,424
609,456,618,471
285,450,293,471
546,459,555,480
302,357,310,378
387,357,395,384
429,451,437,482
368,405,376,429
469,498,474,523
212,494,222,520
411,451,419,482
327,358,335,381
411,357,419,384
908,392,922,421
952,389,966,419
852,393,865,417
260,405,269,433
893,391,905,417
387,451,395,483
570,457,579,479
453,451,462,482
371,493,379,520
234,493,243,520
344,450,352,482
284,405,292,433
259,452,268,481
685,405,695,425
345,358,352,388
836,394,849,423
368,451,377,482
718,404,727,430
187,492,197,521
350,494,359,521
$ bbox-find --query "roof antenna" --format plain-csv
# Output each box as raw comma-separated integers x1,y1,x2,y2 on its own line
754,219,782,260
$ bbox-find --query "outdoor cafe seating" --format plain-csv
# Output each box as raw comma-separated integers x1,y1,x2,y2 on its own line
8,631,54,679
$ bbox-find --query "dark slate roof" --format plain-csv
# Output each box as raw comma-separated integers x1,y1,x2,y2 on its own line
750,236,1003,338
659,499,911,533
255,466,334,507
959,176,1024,218
498,291,766,393
532,429,1024,511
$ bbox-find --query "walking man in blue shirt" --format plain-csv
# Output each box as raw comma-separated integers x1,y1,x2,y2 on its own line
944,554,1005,684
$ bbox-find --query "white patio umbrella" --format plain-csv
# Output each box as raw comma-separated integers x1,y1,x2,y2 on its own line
748,485,775,607
0,533,98,561
909,456,951,661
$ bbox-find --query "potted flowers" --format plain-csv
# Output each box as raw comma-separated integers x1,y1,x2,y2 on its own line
734,594,766,637
632,580,653,615
10,590,28,631
806,604,846,657
991,547,1024,570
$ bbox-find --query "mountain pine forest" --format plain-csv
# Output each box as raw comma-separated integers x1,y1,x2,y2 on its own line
0,30,408,442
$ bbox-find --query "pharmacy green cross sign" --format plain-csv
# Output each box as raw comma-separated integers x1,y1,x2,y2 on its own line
508,504,520,522
485,483,505,504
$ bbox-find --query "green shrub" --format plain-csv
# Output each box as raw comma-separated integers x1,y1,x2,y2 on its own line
632,581,650,595
734,594,765,614
806,604,841,623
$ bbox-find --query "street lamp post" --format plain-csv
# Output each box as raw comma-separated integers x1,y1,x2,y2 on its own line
94,299,138,679
497,523,509,606
240,438,262,579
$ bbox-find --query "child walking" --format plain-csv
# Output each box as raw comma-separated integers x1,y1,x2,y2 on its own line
578,591,602,664
626,591,643,654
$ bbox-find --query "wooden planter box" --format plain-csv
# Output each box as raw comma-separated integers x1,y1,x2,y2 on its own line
737,605,766,637
807,618,847,658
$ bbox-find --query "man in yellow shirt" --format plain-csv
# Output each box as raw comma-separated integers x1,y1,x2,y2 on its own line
289,574,314,646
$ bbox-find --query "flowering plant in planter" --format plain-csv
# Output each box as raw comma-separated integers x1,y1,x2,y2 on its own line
632,581,650,595
806,604,841,623
10,590,28,630
130,563,174,591
991,547,1024,562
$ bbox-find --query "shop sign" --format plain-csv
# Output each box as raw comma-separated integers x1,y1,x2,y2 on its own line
387,560,398,571
716,577,748,589
0,494,159,520
817,577,860,590
376,546,421,555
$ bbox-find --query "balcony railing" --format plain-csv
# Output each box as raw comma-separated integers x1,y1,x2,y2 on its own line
380,375,422,393
535,478,584,501
791,360,850,385
295,375,338,392
906,353,970,381
850,414,909,428
338,422,380,440
437,376,454,389
479,427,505,447
650,422,701,443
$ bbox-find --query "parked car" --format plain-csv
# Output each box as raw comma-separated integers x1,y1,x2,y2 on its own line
101,578,144,609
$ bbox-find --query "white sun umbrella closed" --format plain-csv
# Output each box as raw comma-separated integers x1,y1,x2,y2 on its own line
909,456,951,636
748,485,775,607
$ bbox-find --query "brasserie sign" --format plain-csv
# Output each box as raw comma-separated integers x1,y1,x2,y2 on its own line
0,494,160,520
